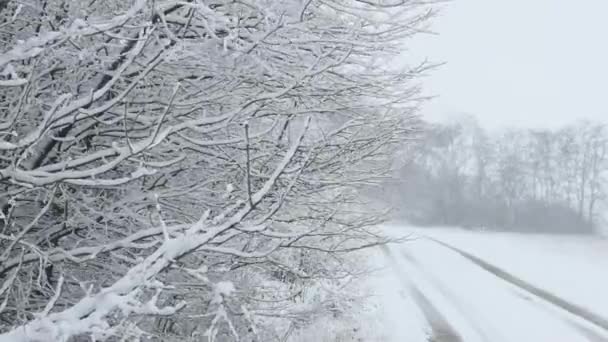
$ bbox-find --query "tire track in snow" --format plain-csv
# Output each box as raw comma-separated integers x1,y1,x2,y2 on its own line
512,290,608,342
427,237,608,341
408,283,463,342
399,249,497,342
381,245,463,342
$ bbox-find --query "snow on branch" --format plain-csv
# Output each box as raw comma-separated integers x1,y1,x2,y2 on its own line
0,117,311,341
0,0,429,339
0,0,148,68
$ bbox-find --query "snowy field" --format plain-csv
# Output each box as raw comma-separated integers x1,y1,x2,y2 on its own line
340,225,608,342
411,226,608,321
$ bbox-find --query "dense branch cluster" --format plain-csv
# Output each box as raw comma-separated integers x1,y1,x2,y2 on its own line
0,0,429,340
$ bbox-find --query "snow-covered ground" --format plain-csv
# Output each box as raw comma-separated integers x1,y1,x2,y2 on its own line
291,246,431,342
296,225,608,341
350,225,608,342
410,227,608,321
357,247,431,341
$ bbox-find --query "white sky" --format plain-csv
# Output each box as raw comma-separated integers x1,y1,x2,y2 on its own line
407,0,608,129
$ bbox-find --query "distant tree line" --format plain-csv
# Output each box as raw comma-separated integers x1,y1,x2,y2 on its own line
388,116,608,234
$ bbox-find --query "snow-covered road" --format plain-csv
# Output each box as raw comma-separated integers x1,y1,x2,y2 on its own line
383,232,608,342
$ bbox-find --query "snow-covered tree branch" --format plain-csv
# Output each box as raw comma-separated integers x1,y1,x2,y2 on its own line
0,0,431,340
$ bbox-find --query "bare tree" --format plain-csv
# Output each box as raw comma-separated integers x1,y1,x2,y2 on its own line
391,116,606,233
0,0,432,340
585,124,607,224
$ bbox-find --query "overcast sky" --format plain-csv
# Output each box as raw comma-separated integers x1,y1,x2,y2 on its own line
408,0,608,129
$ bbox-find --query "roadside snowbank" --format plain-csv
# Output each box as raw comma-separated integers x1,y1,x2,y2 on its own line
291,246,430,341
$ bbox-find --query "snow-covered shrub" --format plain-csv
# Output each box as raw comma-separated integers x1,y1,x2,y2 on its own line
0,0,431,340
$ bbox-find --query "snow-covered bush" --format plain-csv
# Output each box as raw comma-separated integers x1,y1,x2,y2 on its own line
0,0,431,340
